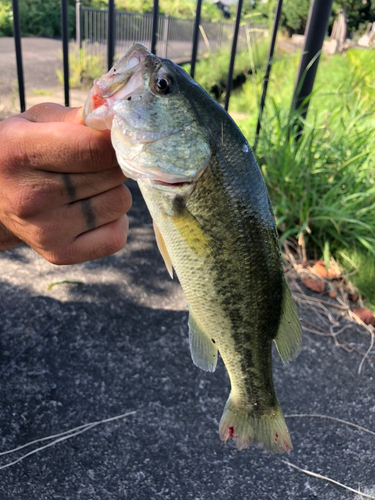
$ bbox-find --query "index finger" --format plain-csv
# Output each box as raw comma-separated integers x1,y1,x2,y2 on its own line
3,108,118,174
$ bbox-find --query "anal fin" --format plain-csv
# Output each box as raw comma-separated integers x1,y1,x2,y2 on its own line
153,220,173,279
188,309,217,372
274,285,302,364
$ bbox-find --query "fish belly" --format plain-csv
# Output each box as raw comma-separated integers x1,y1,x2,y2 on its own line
138,164,293,452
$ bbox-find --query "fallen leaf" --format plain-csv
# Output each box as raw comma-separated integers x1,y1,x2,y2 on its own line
312,260,341,280
329,291,336,299
302,277,324,294
353,307,375,326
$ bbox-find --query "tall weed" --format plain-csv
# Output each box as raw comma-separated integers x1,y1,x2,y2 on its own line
56,42,106,88
255,95,375,258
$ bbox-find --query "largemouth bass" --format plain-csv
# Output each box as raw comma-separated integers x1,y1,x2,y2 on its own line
84,43,302,452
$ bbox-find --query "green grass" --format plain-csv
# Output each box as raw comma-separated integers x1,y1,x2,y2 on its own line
338,249,375,308
225,47,375,307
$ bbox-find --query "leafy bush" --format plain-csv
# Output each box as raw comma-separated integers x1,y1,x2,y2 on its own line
0,0,76,37
0,1,13,37
282,0,310,34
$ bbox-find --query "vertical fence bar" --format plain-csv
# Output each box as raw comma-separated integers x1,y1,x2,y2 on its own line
190,0,202,78
224,0,243,112
291,0,334,123
84,9,88,40
151,0,159,54
253,0,283,151
107,0,115,70
61,0,70,107
11,0,25,112
76,0,81,50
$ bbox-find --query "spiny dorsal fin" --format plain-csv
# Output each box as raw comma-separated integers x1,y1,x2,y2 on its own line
188,308,218,372
273,285,302,364
153,220,173,279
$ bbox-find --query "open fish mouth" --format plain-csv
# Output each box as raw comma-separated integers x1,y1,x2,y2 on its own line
83,43,150,130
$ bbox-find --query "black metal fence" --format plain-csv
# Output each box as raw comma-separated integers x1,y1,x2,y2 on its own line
9,0,334,141
79,6,243,62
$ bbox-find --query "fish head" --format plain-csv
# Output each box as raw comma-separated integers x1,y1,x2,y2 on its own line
84,43,211,189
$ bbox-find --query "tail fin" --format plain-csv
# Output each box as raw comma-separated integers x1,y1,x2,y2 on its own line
218,394,293,452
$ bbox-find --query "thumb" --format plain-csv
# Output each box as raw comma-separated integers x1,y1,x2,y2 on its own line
22,103,85,125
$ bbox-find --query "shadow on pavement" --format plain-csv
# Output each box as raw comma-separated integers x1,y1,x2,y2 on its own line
0,183,374,500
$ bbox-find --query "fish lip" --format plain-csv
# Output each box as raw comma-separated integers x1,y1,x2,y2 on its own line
83,43,150,123
148,178,195,194
95,43,150,99
152,180,193,188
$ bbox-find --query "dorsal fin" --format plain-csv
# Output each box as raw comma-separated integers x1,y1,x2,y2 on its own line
153,220,173,279
273,285,302,364
188,308,218,372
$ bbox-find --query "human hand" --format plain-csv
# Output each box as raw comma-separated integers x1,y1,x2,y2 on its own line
0,103,132,264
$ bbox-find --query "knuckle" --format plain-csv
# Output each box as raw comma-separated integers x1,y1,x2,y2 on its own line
10,183,46,220
111,185,132,215
82,132,116,168
94,185,129,221
96,226,127,259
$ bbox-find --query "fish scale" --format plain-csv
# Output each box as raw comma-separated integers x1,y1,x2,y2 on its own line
84,42,302,452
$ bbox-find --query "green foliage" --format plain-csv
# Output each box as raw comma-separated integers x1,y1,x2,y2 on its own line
0,0,233,38
338,249,375,308
282,0,310,34
0,1,13,37
183,37,269,99
56,42,105,88
229,47,375,304
346,48,375,102
0,0,76,37
332,0,375,34
83,0,231,21
256,98,375,256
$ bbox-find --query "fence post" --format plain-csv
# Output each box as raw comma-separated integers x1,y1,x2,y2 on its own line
163,13,169,58
11,0,25,112
76,0,81,50
253,0,283,152
151,0,159,54
61,0,70,107
190,0,202,79
291,0,334,123
224,0,243,112
107,0,115,71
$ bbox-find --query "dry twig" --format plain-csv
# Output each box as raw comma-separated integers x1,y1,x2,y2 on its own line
0,411,136,471
282,460,375,499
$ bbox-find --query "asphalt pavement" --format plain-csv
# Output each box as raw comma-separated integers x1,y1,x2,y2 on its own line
1,35,374,500
0,181,374,500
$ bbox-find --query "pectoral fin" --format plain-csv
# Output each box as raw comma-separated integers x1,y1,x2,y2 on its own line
188,308,218,372
153,220,173,279
273,285,302,364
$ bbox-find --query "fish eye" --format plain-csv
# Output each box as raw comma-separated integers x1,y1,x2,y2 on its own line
155,75,173,94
